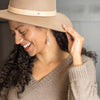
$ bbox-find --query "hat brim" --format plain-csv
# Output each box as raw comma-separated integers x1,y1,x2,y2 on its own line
0,9,73,32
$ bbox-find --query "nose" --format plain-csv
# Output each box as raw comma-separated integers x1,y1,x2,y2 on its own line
15,33,23,44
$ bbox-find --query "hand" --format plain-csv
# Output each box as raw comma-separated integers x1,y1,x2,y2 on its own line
62,25,84,66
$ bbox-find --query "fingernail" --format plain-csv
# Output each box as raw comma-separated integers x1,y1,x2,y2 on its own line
62,25,66,28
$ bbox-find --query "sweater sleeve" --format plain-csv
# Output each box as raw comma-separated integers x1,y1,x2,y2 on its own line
67,55,100,100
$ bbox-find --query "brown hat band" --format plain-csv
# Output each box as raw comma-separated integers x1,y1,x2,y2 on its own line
8,6,56,17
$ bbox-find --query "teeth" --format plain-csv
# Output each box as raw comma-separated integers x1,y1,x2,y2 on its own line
23,42,31,48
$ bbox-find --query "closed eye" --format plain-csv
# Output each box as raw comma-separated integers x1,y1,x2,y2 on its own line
19,30,26,35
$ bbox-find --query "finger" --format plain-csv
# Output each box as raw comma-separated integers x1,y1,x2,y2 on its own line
62,25,74,40
66,33,74,46
66,32,71,40
68,32,74,40
66,32,74,41
62,25,80,39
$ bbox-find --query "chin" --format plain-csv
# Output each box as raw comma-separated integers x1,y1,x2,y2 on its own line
29,54,36,57
27,52,35,57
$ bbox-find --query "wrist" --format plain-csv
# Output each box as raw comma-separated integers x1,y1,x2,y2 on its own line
72,55,83,67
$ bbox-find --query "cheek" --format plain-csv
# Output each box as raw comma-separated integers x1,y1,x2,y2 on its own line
24,31,36,41
37,32,47,45
25,31,47,46
34,35,47,48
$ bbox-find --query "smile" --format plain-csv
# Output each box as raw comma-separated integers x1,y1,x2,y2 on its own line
23,42,31,48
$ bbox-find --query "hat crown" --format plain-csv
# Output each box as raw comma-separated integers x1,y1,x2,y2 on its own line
8,0,56,16
9,0,56,11
0,0,73,32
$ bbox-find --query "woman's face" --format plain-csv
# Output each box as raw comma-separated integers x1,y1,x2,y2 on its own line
9,20,48,56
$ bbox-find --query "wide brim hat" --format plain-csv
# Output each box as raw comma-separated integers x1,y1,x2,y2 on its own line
0,0,73,32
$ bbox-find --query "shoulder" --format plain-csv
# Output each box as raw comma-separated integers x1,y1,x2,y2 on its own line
81,54,95,66
0,88,9,100
82,54,97,79
7,86,18,100
68,54,96,68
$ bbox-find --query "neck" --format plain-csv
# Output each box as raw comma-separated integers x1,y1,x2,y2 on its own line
34,30,69,66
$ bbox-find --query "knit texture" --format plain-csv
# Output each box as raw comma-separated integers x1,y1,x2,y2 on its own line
1,54,100,100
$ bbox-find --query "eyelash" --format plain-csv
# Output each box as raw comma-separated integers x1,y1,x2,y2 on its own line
11,31,26,36
19,30,26,34
10,29,26,37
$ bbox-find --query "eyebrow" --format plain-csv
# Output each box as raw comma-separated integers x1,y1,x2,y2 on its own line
9,25,24,32
9,25,24,34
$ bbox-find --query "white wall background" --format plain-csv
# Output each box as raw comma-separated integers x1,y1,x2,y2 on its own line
0,0,100,96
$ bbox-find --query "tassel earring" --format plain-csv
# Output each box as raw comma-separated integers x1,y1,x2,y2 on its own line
46,30,50,45
47,39,50,45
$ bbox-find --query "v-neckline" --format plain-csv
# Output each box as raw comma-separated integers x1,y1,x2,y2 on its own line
30,54,72,85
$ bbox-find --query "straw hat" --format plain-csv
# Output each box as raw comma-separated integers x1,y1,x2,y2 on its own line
0,0,73,32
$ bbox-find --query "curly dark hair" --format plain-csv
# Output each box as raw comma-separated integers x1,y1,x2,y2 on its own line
0,29,98,97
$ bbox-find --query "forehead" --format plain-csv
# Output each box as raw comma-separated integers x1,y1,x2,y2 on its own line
8,20,46,31
8,20,32,30
9,20,26,26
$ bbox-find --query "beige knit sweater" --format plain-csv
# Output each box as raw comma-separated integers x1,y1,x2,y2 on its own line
1,54,100,100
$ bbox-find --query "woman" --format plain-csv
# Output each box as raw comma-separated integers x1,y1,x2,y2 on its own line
0,0,100,100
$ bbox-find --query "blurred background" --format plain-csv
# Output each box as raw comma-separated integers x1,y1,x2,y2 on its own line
0,0,100,96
